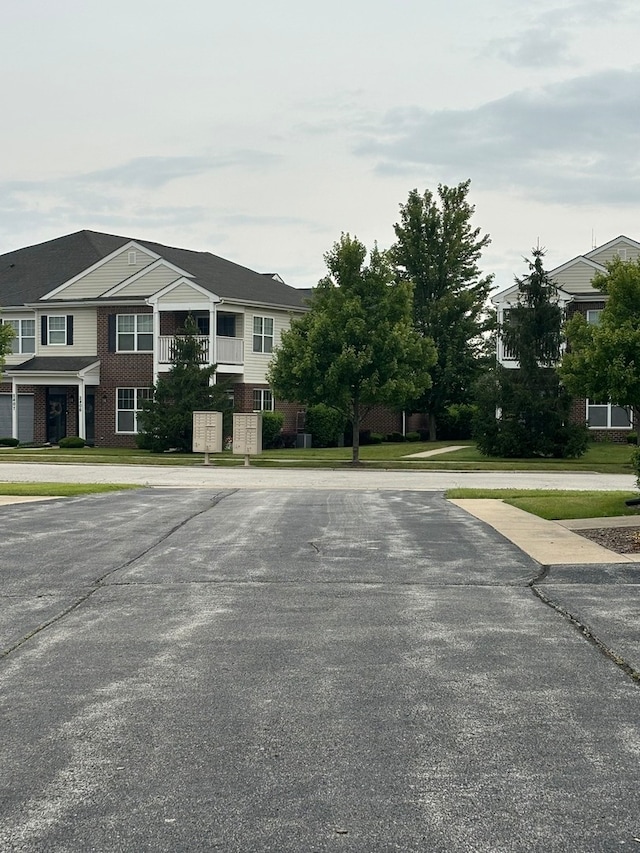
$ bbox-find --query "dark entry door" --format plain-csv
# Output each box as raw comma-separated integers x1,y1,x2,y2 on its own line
47,391,67,444
85,392,95,446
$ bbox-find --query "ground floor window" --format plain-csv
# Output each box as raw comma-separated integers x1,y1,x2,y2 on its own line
252,388,274,411
116,387,152,433
587,400,632,429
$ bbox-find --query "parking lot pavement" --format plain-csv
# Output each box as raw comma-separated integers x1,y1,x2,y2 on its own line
1,488,639,851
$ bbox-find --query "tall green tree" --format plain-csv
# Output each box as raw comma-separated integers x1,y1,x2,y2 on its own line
0,314,13,382
137,315,231,452
560,256,640,414
474,248,588,458
391,180,494,440
268,234,436,464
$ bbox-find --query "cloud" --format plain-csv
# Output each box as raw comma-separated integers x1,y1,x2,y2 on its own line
354,69,640,205
489,27,573,69
488,1,639,68
0,150,282,243
78,151,281,189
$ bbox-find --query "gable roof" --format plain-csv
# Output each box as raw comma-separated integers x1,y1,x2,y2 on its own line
0,229,307,309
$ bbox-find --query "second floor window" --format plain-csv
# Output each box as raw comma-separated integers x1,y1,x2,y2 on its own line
48,316,67,345
3,318,35,353
117,314,153,351
253,316,273,353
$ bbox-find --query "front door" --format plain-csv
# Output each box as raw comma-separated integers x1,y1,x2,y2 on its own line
85,392,95,446
47,391,67,444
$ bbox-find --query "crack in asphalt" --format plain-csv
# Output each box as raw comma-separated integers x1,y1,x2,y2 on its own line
529,567,640,687
0,490,237,661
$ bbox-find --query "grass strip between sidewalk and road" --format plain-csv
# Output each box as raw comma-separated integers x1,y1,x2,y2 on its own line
446,489,640,520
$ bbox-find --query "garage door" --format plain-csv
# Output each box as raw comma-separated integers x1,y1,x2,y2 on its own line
0,394,34,443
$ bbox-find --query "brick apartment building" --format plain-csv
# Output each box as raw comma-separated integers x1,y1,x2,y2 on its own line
492,235,639,442
0,230,311,446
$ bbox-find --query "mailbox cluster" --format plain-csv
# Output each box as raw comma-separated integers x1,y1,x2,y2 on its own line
192,411,263,465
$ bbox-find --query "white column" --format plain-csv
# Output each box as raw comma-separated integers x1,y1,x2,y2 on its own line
11,378,18,440
209,302,215,367
77,381,86,440
153,305,160,383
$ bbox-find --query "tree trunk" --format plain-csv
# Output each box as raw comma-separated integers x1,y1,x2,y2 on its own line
352,397,361,464
428,411,437,442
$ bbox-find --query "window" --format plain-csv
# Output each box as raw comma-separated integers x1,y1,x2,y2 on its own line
586,309,602,325
253,389,274,411
48,316,67,345
217,314,236,337
117,314,153,351
587,400,632,429
116,388,152,433
253,316,273,353
3,319,35,354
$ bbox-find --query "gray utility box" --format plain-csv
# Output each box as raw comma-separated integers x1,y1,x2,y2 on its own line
296,433,312,449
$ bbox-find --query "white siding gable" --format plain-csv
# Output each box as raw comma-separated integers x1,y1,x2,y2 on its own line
43,245,157,300
588,239,640,266
551,259,605,296
157,281,211,305
106,265,183,298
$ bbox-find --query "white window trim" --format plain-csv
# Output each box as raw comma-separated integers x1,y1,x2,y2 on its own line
253,388,274,412
47,315,67,346
586,400,633,430
2,318,36,354
116,387,151,434
586,309,602,326
116,313,153,353
252,315,274,354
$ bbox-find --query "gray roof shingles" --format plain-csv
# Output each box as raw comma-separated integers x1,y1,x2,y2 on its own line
0,230,308,309
6,356,99,373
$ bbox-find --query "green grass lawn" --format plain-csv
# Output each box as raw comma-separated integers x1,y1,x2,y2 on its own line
0,482,140,497
0,439,635,473
447,488,640,520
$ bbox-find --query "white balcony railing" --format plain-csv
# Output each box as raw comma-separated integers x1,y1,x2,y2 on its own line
216,336,244,364
158,335,244,365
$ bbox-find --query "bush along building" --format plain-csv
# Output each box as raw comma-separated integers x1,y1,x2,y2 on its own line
492,235,639,442
0,230,309,446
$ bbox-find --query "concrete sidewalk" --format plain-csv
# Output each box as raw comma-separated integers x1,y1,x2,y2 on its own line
451,498,640,565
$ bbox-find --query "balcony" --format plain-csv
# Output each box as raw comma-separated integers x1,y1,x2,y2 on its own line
158,335,244,366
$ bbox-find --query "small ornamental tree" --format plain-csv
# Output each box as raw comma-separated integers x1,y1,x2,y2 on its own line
268,234,436,464
560,256,640,417
137,315,232,452
0,314,14,382
474,248,588,458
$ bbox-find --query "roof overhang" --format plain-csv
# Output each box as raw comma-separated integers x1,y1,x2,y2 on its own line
5,358,101,386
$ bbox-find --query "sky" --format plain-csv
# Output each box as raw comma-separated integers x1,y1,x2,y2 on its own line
2,0,639,294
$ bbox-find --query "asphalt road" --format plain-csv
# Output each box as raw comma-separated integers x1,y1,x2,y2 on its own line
0,461,636,491
1,488,639,852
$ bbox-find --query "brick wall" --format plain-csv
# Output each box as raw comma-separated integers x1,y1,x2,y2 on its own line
361,405,403,436
233,383,301,432
95,306,154,448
